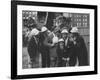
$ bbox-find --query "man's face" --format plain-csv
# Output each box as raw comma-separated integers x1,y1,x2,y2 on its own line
69,33,74,42
36,20,45,30
37,17,46,28
56,19,62,27
62,33,67,39
59,42,64,49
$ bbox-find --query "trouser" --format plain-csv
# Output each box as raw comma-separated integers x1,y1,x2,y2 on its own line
69,56,77,66
78,55,89,66
76,51,89,66
58,56,77,67
58,57,63,67
41,50,50,68
50,57,57,67
57,57,65,67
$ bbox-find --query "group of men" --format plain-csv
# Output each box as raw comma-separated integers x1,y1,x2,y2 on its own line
24,15,89,68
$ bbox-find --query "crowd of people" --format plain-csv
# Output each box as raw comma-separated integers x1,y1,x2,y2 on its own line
23,14,89,68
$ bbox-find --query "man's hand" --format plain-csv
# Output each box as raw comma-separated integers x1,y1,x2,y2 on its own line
62,57,70,61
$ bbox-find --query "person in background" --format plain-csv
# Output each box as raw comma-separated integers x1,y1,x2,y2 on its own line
66,32,77,66
55,16,71,32
39,27,54,68
70,27,89,66
27,28,40,68
56,38,65,67
61,29,77,66
54,16,66,32
61,29,71,66
27,17,37,30
36,12,53,67
49,32,59,67
22,27,30,47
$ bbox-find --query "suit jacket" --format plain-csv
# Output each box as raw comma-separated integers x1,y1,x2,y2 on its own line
75,35,89,66
27,36,38,57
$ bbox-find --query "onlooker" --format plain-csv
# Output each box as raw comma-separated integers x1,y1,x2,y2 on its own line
39,27,54,67
70,27,89,66
57,38,65,67
27,28,40,68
